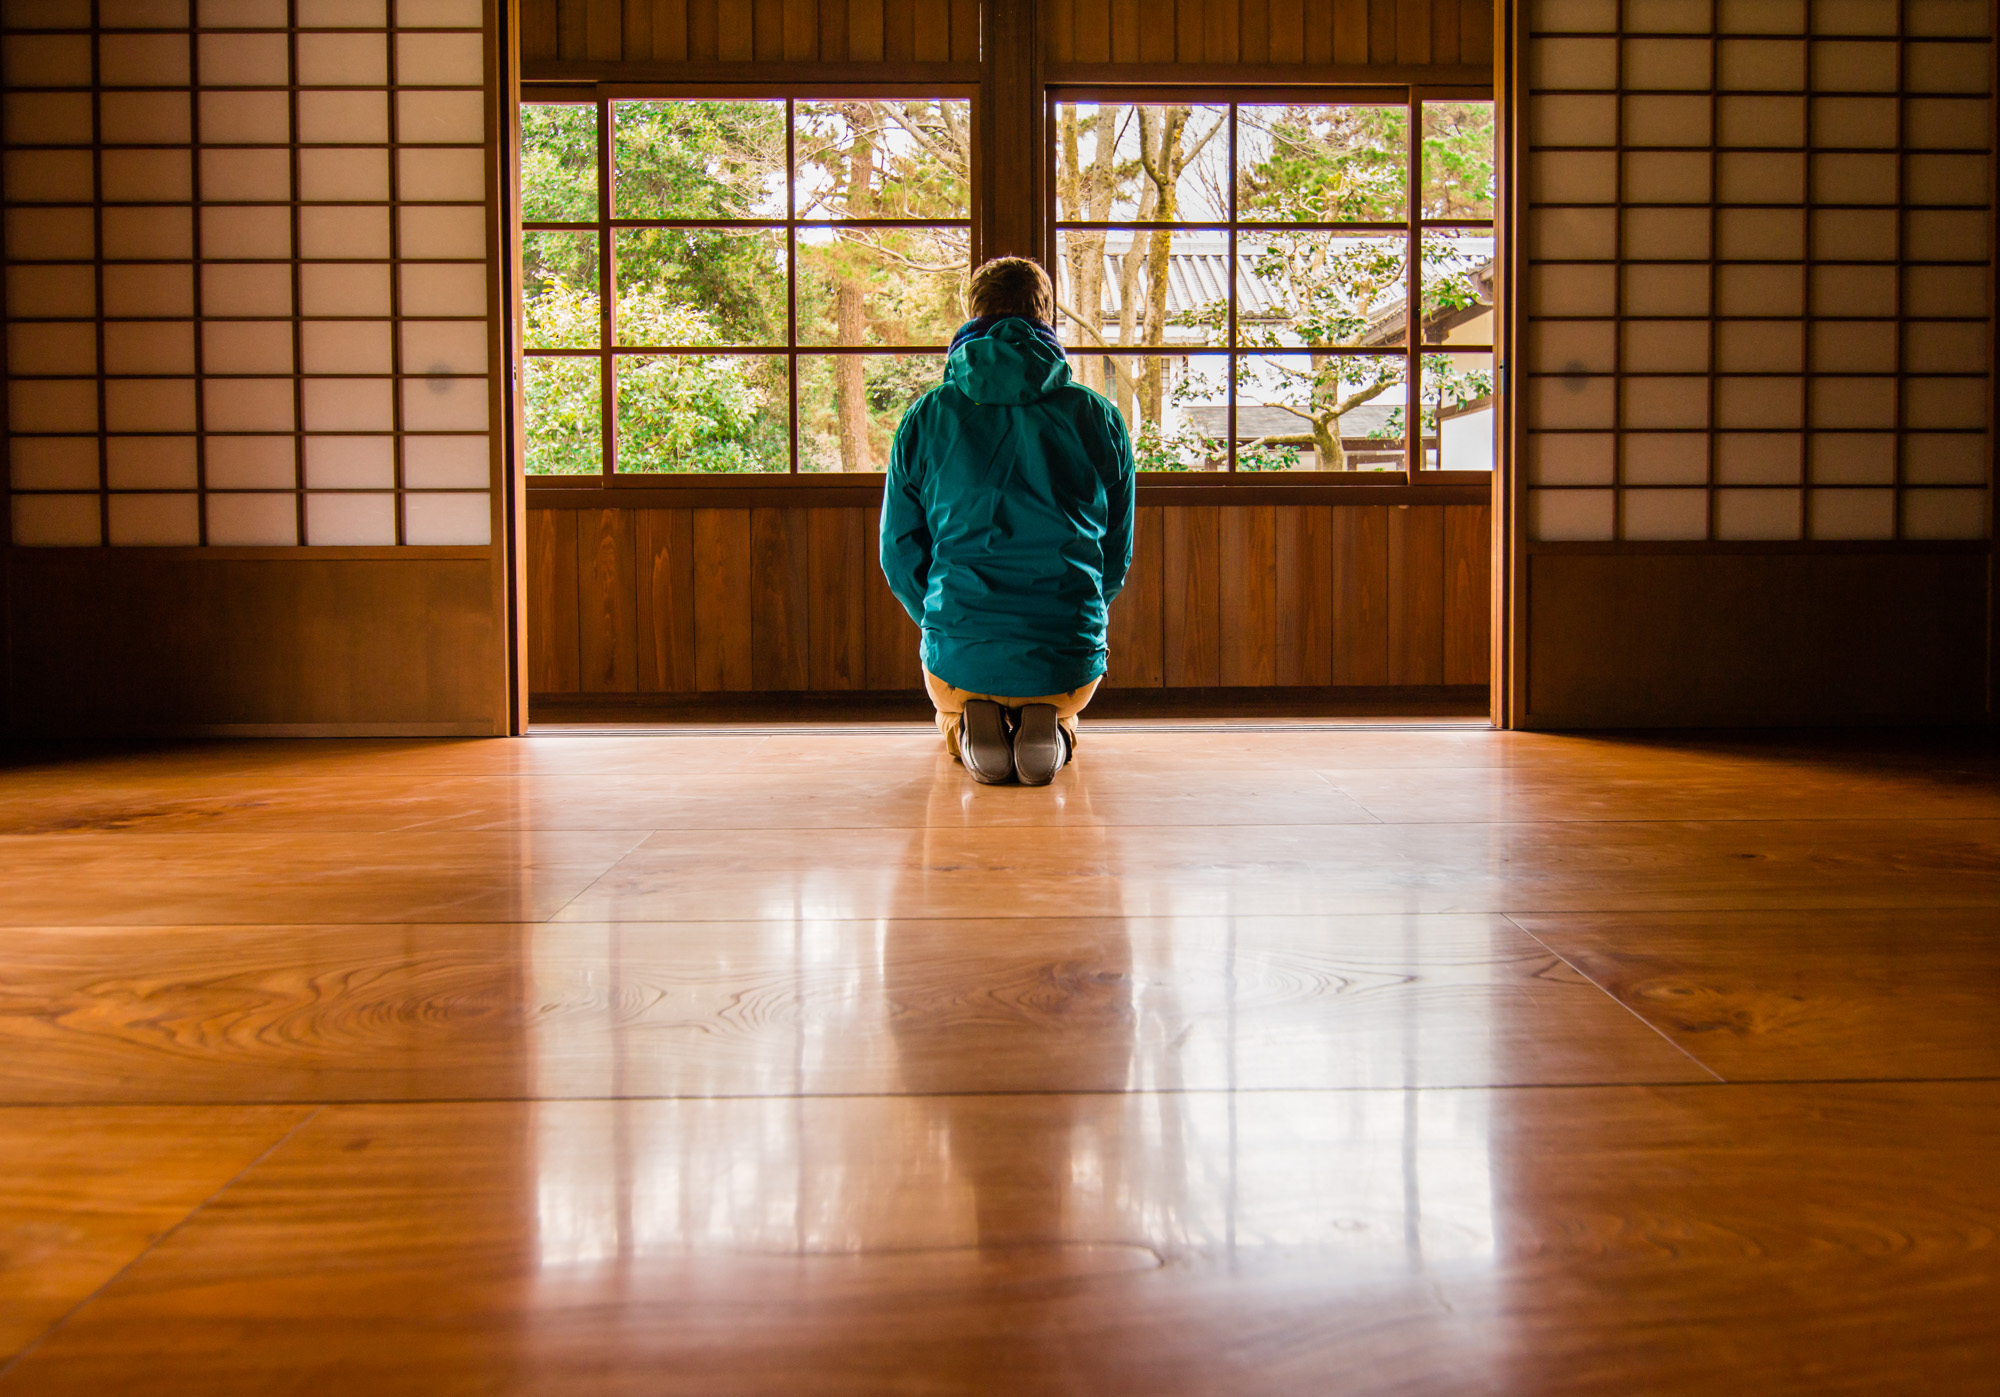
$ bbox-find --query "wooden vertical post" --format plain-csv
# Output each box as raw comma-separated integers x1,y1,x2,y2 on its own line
980,0,1044,264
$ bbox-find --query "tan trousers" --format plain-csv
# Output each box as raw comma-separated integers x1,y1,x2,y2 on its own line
924,669,1102,759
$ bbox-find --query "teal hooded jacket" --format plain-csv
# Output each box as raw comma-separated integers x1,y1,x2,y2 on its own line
881,317,1136,697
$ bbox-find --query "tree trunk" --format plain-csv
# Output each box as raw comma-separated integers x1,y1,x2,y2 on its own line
834,106,877,472
835,287,871,472
1136,108,1187,438
1315,414,1347,471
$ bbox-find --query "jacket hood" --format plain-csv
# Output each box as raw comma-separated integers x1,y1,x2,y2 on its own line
945,317,1071,405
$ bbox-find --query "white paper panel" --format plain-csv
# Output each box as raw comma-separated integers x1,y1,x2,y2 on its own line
206,491,299,545
403,490,490,544
305,491,396,545
12,493,102,546
1714,488,1803,540
1530,489,1616,540
107,491,200,545
1621,488,1709,539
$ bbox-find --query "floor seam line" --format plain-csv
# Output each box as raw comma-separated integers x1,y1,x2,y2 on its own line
0,1105,323,1386
535,828,660,925
15,1079,1991,1110
1504,913,1729,1085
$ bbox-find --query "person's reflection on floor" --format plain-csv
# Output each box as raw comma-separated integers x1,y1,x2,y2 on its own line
882,768,1136,1259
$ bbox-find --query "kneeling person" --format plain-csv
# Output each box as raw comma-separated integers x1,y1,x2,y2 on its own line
880,257,1137,785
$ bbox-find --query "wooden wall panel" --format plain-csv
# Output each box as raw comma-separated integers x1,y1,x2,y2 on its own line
1396,0,1429,66
1331,505,1389,685
1275,505,1333,686
1368,0,1396,64
1107,506,1166,687
808,508,870,689
1443,504,1489,687
751,507,810,689
529,509,580,695
657,0,691,59
588,0,624,58
693,508,754,691
519,1,1493,80
622,0,654,58
1387,505,1444,686
848,0,884,62
637,508,696,691
1333,0,1367,64
523,0,560,63
1460,0,1491,65
950,0,979,62
578,508,639,693
1268,0,1303,63
1175,0,1203,66
1163,505,1222,687
783,0,817,58
1219,505,1276,686
8,557,508,735
1527,554,1987,727
864,549,923,689
530,501,1490,701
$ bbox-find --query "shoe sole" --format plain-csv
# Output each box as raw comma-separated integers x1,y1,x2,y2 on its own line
1013,703,1065,786
960,700,1014,784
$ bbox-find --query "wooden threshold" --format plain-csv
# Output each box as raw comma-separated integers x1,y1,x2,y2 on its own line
529,685,1490,725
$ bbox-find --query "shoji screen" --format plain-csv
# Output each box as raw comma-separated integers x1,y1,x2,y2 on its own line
1523,0,1993,543
3,0,496,548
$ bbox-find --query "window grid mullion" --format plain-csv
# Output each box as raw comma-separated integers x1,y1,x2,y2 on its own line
598,94,614,480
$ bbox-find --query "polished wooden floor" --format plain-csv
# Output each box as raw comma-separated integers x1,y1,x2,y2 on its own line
1,724,1997,1394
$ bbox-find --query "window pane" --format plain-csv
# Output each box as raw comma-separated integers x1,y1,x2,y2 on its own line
1238,353,1407,472
1053,103,1229,222
797,226,968,347
613,352,787,473
1055,228,1227,351
612,99,786,221
613,227,786,348
1084,352,1227,471
797,352,945,472
520,103,596,224
522,229,599,349
794,99,973,220
1421,229,1496,347
1235,231,1410,350
1421,101,1497,220
524,355,601,474
1419,351,1497,470
1237,104,1409,223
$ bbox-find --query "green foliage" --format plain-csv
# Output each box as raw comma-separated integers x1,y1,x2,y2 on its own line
1054,101,1494,468
1237,105,1408,223
1421,102,1497,218
611,99,786,220
519,104,597,223
798,354,947,471
519,98,970,474
796,226,968,348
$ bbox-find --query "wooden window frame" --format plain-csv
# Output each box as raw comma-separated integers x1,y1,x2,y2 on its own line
518,81,978,492
1044,80,1498,492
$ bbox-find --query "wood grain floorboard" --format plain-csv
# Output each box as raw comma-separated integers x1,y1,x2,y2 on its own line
550,818,2000,923
0,1106,310,1367
2,731,1997,1390
0,767,1381,835
0,915,1705,1103
1515,908,2000,1082
0,831,650,926
1323,763,2000,823
4,1085,1996,1395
